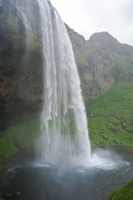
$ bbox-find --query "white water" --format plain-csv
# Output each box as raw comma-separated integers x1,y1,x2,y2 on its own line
13,0,125,170
37,0,91,165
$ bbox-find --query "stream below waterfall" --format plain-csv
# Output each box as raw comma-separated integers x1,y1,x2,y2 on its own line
1,146,133,200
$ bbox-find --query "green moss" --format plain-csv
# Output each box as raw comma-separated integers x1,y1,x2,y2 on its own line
1,0,42,52
0,163,9,182
0,118,41,163
27,32,41,51
109,179,133,200
112,52,133,81
0,118,41,182
4,192,13,198
0,198,5,200
73,44,88,66
0,139,19,161
102,134,109,140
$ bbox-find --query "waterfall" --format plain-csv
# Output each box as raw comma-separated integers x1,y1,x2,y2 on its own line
37,0,91,166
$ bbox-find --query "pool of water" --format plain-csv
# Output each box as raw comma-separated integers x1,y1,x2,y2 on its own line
1,147,133,200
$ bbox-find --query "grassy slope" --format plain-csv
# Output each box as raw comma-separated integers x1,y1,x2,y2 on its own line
86,82,133,200
86,82,133,148
108,179,133,200
0,118,40,163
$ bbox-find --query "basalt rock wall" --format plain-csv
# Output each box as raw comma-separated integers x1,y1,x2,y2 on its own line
0,0,43,130
66,25,133,100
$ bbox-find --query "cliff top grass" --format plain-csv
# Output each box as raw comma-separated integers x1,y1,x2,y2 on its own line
86,82,133,147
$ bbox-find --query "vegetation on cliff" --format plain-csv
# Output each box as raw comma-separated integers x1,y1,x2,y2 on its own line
108,179,133,200
0,118,40,181
0,118,40,163
0,0,42,52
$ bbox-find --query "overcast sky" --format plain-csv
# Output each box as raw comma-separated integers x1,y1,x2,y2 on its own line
51,0,133,46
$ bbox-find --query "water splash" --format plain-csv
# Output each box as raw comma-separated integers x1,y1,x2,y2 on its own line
37,0,91,165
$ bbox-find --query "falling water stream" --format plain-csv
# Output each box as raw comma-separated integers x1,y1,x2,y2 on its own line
36,0,91,166
1,1,133,200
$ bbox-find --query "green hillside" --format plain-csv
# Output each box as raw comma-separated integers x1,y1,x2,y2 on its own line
108,179,133,200
0,118,40,163
86,82,133,147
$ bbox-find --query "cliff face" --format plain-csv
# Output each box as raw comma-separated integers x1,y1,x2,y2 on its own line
0,0,44,130
66,26,133,99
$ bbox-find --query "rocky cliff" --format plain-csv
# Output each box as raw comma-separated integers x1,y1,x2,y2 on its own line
66,25,133,100
0,0,44,130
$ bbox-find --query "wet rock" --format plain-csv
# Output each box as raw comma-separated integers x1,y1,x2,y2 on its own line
14,191,20,197
0,0,43,131
4,192,12,198
0,197,5,200
0,165,2,172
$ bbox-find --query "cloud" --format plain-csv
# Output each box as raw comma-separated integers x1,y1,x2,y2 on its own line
51,0,133,45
